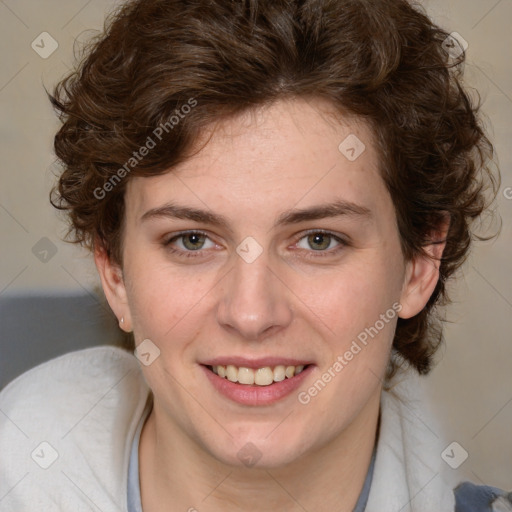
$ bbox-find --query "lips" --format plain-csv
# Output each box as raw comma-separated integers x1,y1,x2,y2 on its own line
201,356,312,386
200,358,314,406
202,356,312,368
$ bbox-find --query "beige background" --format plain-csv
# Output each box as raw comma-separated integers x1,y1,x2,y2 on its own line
0,0,511,490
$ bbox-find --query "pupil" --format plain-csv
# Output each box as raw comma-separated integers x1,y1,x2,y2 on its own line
309,233,330,250
185,234,203,250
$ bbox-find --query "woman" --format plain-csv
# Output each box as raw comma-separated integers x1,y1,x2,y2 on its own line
0,0,509,510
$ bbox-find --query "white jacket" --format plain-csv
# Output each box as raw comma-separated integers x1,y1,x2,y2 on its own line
0,346,463,511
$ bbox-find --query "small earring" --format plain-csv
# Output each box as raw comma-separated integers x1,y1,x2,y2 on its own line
120,317,124,325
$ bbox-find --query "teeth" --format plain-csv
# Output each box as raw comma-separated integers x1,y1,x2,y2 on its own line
238,367,255,385
210,364,307,386
226,365,238,383
273,365,286,382
285,366,295,379
255,367,274,386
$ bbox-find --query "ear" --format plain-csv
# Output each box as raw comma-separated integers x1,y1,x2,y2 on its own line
398,218,450,319
94,242,133,332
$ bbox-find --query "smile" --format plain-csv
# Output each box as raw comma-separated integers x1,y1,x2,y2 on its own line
201,362,314,405
208,364,307,386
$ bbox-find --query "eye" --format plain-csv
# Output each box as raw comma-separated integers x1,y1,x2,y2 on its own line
164,231,216,255
295,231,346,254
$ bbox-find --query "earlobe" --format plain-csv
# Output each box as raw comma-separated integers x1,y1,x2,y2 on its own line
94,243,133,332
398,220,449,320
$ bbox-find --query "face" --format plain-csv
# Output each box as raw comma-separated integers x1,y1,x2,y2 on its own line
98,98,436,469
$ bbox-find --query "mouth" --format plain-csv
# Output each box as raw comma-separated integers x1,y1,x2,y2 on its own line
206,363,309,386
200,361,314,405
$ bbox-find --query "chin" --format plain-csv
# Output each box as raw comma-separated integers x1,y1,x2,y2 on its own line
206,432,312,470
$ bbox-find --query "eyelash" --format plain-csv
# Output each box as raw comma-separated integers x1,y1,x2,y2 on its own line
162,229,348,260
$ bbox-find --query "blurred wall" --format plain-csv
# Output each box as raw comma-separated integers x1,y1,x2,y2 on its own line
0,0,511,490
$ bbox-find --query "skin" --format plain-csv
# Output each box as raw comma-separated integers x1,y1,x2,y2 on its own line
95,98,446,512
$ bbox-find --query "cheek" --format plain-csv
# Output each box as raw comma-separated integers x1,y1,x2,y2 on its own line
295,253,403,338
297,263,401,401
123,249,222,357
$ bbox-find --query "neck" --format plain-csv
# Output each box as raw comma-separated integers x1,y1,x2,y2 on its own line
139,391,380,512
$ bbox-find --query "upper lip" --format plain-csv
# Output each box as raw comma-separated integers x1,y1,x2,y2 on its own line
202,356,313,369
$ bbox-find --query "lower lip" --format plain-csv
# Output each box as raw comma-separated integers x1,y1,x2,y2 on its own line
201,365,314,406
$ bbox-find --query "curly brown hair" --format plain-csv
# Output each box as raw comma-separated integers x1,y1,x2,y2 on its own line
49,0,499,381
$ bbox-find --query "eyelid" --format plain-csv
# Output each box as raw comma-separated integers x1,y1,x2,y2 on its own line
163,230,218,252
295,228,347,240
292,229,348,254
161,229,217,258
163,229,210,243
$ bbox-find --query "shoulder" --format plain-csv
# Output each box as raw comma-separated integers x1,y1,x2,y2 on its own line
2,343,139,391
0,345,143,413
384,375,512,512
0,344,148,434
0,346,151,511
367,369,459,510
454,481,512,512
369,370,512,512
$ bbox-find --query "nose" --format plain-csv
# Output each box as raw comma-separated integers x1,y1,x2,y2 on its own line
216,251,293,341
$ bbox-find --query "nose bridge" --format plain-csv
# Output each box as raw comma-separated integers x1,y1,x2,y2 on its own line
216,250,292,340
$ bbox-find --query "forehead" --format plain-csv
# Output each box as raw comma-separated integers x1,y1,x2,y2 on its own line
125,98,389,226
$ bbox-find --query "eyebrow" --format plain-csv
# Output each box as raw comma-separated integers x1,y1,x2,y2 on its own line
140,199,372,231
